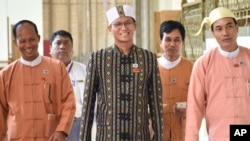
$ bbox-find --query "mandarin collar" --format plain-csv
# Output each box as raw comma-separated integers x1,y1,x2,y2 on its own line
113,44,135,55
20,55,42,67
218,46,239,59
158,56,181,69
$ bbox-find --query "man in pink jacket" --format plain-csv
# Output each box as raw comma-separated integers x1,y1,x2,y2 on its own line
185,7,250,141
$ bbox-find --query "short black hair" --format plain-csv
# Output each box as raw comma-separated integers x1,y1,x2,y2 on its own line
50,30,73,46
12,20,39,39
159,20,186,41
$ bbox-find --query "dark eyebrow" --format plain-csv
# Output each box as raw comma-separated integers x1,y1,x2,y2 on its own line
165,36,181,39
215,21,234,28
226,22,234,26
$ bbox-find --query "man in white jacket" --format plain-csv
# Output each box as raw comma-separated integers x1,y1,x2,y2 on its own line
50,30,87,141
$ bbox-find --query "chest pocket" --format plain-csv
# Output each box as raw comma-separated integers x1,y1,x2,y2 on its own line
43,82,56,114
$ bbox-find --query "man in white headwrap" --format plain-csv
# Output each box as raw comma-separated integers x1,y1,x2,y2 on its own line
185,7,250,141
79,4,163,141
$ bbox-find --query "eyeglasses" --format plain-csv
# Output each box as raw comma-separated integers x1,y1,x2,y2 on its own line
111,21,135,28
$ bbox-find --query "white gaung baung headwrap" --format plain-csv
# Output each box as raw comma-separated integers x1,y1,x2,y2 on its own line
105,5,135,25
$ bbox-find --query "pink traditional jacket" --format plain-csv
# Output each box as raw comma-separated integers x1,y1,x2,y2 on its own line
185,46,250,141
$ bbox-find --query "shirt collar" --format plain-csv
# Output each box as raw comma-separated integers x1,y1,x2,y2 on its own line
218,46,239,59
66,61,73,73
66,61,73,68
158,56,181,69
20,55,42,67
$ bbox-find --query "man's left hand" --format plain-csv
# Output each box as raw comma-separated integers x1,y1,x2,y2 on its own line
48,131,67,141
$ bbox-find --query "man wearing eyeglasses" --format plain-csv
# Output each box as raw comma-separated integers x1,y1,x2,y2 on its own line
80,4,163,141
